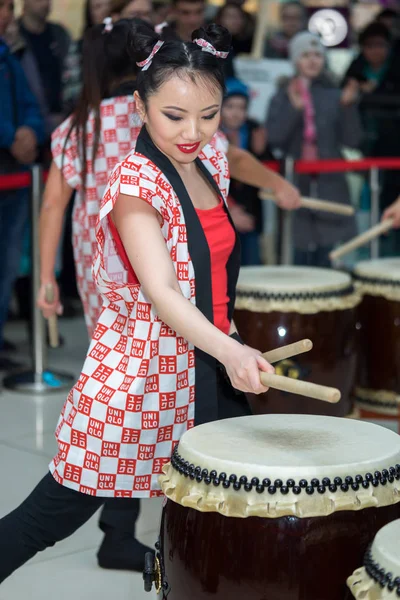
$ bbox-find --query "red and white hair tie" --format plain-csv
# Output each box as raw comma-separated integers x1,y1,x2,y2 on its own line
102,17,113,33
136,40,164,71
192,38,229,59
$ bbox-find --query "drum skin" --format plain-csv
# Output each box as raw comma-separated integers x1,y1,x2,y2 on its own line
159,500,400,600
357,294,400,395
234,307,358,417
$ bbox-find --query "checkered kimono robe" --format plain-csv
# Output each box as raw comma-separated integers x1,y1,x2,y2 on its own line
49,126,241,498
52,94,229,338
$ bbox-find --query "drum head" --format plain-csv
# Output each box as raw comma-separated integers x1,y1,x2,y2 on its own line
371,518,400,580
235,267,360,313
354,258,400,283
161,415,400,518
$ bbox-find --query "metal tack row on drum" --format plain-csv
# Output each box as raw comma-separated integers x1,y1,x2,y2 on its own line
144,415,400,599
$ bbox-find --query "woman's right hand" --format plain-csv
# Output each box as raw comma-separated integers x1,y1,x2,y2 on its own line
37,281,63,319
382,196,400,228
221,343,275,394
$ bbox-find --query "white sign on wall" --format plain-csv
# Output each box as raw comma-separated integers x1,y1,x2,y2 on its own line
233,58,294,124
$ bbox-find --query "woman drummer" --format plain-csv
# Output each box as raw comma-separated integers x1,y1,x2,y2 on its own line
0,20,274,584
39,21,300,338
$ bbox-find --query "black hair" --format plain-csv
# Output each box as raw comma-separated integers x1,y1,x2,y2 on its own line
359,22,391,46
376,8,398,22
129,19,231,105
83,0,94,32
64,19,139,191
171,0,205,7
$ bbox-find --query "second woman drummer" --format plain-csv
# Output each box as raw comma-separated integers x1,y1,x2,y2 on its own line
0,20,274,584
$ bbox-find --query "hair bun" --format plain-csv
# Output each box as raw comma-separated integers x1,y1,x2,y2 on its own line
191,23,232,55
128,18,162,65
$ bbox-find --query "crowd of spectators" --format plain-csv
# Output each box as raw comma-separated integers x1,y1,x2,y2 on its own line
1,0,400,368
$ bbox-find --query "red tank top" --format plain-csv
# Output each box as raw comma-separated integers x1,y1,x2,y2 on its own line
108,200,235,334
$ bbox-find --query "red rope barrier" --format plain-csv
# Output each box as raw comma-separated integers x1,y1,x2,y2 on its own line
295,157,400,175
0,172,32,191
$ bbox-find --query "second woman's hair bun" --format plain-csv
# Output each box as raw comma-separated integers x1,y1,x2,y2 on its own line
128,18,162,65
191,23,232,54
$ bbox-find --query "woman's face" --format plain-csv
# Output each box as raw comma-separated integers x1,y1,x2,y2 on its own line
362,37,389,69
221,95,247,130
296,51,325,79
136,74,222,167
0,0,14,37
90,0,111,25
220,5,244,37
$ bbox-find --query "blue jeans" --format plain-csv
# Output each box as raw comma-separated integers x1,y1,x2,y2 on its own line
239,231,261,266
0,189,29,350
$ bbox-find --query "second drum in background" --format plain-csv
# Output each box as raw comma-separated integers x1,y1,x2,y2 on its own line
234,266,361,416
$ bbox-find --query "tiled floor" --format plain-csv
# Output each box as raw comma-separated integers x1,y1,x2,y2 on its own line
0,317,161,599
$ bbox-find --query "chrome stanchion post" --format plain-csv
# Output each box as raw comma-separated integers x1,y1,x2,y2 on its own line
4,165,74,393
281,156,294,265
369,166,380,259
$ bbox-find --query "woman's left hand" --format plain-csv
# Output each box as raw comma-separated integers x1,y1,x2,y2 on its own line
274,179,302,211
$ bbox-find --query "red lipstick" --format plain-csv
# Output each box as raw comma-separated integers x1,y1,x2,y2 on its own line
176,142,200,154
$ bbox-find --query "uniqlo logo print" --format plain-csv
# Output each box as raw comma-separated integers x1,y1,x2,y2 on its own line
153,457,169,474
117,355,129,373
190,279,195,298
78,394,94,415
96,171,108,186
58,441,70,461
134,475,151,492
138,444,155,461
103,129,117,143
160,392,176,410
92,322,108,340
53,470,62,484
121,174,139,186
137,302,151,321
92,364,113,383
106,406,124,426
126,394,143,412
127,319,136,338
84,254,92,268
89,342,112,362
72,429,87,448
87,186,98,202
88,418,105,439
84,451,100,472
76,373,89,392
80,485,96,496
160,355,177,374
119,374,134,392
101,441,120,457
111,314,127,333
106,290,123,303
122,428,140,444
107,156,118,171
188,350,195,368
117,458,136,475
178,225,187,242
189,385,195,402
142,412,159,430
118,142,130,156
177,263,189,281
114,334,127,354
177,337,188,355
175,406,188,424
177,370,189,390
157,425,173,443
131,339,145,358
65,463,82,484
150,340,158,358
101,104,115,117
160,324,174,337
98,474,116,490
145,374,159,393
66,407,77,426
95,385,115,404
170,246,177,262
116,114,129,128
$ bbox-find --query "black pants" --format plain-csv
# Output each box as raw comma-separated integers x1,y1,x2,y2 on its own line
0,373,248,584
0,474,140,584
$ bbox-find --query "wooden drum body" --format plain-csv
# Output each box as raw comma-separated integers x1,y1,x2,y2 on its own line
234,267,361,416
155,415,400,600
353,258,400,431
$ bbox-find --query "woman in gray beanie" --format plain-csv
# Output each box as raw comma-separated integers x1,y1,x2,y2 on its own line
267,31,362,267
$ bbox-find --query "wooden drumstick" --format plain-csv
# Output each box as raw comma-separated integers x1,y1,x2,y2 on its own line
45,284,59,349
262,339,313,364
259,372,341,404
260,191,355,216
329,219,394,261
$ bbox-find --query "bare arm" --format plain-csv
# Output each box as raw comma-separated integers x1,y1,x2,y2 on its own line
112,193,274,394
227,144,301,210
37,161,73,317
